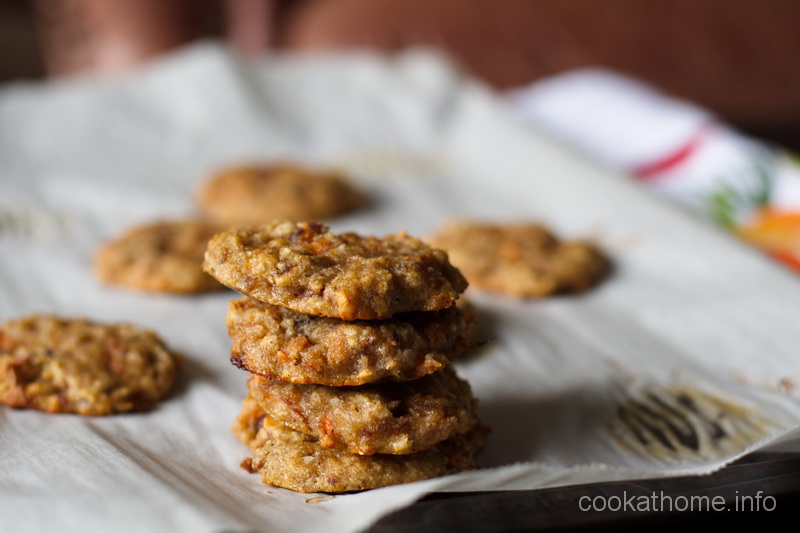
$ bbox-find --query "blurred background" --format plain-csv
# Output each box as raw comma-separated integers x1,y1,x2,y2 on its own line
3,0,800,151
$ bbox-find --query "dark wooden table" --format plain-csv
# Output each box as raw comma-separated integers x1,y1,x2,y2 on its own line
368,449,800,531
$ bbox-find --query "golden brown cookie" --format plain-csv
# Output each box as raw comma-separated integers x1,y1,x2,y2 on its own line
196,164,366,226
94,219,225,294
227,297,471,386
429,220,610,298
247,366,478,455
0,314,179,415
204,221,468,320
233,396,487,493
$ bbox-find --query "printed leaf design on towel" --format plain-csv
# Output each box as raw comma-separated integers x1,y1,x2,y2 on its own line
705,152,800,272
609,385,775,462
707,155,775,230
738,210,800,271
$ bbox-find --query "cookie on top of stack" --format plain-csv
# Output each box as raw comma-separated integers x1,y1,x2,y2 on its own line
203,220,487,493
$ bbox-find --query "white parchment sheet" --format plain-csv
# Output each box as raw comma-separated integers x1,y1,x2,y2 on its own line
2,44,799,533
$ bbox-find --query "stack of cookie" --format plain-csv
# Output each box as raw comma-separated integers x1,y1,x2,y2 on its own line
203,220,487,493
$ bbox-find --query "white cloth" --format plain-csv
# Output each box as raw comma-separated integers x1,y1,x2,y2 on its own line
2,44,800,533
506,68,800,246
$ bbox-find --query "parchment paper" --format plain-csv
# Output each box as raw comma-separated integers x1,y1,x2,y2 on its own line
2,43,800,533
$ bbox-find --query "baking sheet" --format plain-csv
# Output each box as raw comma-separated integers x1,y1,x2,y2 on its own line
2,43,800,533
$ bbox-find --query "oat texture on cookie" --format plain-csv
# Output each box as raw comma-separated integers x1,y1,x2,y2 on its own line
227,297,471,385
203,220,468,320
429,220,611,298
0,314,179,415
246,366,479,455
204,221,487,493
233,395,488,493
